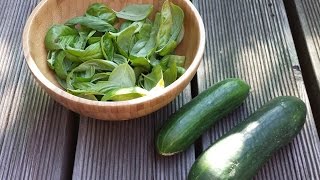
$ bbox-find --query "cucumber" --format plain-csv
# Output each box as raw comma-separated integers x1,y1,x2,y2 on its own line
188,96,307,180
155,78,250,156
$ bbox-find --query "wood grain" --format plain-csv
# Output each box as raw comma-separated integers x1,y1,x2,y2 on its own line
73,87,195,180
0,0,78,179
283,0,320,130
22,0,205,120
193,0,320,179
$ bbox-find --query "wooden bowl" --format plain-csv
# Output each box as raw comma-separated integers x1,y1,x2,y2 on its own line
23,0,205,120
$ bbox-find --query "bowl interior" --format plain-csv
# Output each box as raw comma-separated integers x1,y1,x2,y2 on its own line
27,0,201,91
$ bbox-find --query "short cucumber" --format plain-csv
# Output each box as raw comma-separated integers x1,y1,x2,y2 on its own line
188,96,307,180
155,78,250,156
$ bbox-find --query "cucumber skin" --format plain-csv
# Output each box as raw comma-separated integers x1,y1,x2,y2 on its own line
188,96,307,180
155,78,250,156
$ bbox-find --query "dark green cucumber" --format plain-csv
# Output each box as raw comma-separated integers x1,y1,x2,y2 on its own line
155,78,250,156
188,96,307,180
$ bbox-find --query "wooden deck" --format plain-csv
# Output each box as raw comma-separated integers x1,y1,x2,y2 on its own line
1,0,320,179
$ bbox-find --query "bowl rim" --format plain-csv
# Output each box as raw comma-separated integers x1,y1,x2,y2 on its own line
22,0,206,107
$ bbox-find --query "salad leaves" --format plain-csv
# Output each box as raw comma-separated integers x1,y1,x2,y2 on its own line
44,1,185,101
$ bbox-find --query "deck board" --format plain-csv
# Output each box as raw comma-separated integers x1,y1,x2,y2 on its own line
193,0,320,179
284,0,320,129
0,0,78,179
73,88,195,180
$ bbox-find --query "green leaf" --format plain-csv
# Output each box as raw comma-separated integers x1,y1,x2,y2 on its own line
67,59,118,89
65,16,116,32
116,4,153,21
70,81,118,95
156,40,177,56
86,3,117,24
129,57,151,71
88,37,101,45
119,21,133,31
134,66,147,81
101,33,114,61
56,75,68,90
74,65,95,82
72,30,96,50
47,50,59,70
101,87,148,101
78,94,98,100
65,42,104,62
156,0,173,51
143,65,164,91
53,51,68,79
90,72,111,82
45,25,78,50
130,13,161,58
109,63,136,88
136,23,152,41
160,55,186,70
110,24,138,57
113,54,128,65
150,54,160,67
163,61,177,86
156,2,184,56
160,55,185,85
137,74,144,88
177,66,186,78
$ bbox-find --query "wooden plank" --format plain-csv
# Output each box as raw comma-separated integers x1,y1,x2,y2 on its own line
73,87,195,180
0,0,78,179
283,0,320,129
193,0,320,179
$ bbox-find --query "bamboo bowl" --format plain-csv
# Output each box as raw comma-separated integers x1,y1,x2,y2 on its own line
23,0,205,120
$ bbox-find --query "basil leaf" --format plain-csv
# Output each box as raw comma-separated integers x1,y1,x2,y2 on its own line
160,55,186,69
70,81,118,95
67,59,118,89
45,25,78,50
110,25,137,57
88,37,101,45
156,2,184,56
74,65,95,82
72,30,96,49
163,61,177,87
160,55,185,85
101,34,114,61
65,42,104,61
113,54,128,65
53,51,69,79
56,75,68,90
109,21,143,38
120,21,133,31
177,66,186,78
86,3,117,24
65,16,116,32
101,87,148,101
78,94,98,100
143,65,164,90
150,54,160,67
136,23,152,41
47,50,59,70
116,4,153,21
129,57,151,71
90,72,111,82
109,63,136,88
176,25,185,45
137,74,144,88
156,0,173,51
130,13,161,58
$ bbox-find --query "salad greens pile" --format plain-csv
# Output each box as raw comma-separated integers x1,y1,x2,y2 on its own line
45,0,185,101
